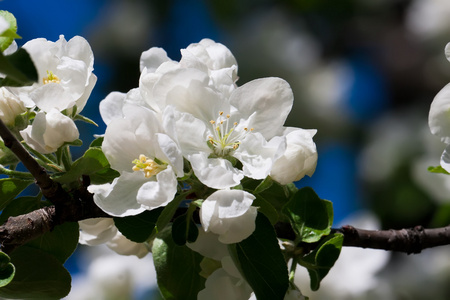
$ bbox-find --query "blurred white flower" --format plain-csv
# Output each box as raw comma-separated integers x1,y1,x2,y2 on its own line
20,109,79,154
79,218,149,258
0,15,8,35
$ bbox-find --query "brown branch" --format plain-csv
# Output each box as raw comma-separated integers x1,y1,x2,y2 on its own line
0,119,66,205
0,118,111,253
333,225,450,254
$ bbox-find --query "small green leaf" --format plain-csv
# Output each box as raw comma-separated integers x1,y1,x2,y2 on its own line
0,246,71,299
89,136,104,148
0,48,37,87
152,227,205,300
114,207,163,243
0,178,33,211
428,165,450,175
74,114,98,126
53,147,119,185
0,11,21,51
282,187,333,243
298,233,343,291
171,213,199,246
0,252,15,287
229,213,289,300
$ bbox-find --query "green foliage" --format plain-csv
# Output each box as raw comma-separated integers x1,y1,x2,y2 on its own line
53,147,119,185
155,193,187,235
114,207,163,243
171,212,199,246
0,196,79,263
283,187,333,243
0,11,21,51
298,233,343,291
229,213,289,300
0,246,71,299
152,227,206,300
0,178,33,211
0,48,38,87
0,252,14,287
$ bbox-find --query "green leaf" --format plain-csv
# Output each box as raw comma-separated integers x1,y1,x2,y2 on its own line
0,48,38,87
0,196,79,263
114,207,163,243
253,195,279,224
428,165,450,175
0,11,21,51
298,233,343,291
0,252,15,287
229,213,289,300
254,176,273,194
171,213,199,246
155,193,186,235
0,178,33,211
89,136,104,148
282,187,333,243
0,246,71,299
53,147,119,185
152,227,205,300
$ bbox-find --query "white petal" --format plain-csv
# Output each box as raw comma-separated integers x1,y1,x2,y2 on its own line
92,172,147,217
99,91,127,125
140,47,171,73
136,166,178,209
189,152,243,189
154,133,183,177
78,218,117,246
186,230,229,261
234,132,285,180
270,128,318,184
429,83,450,143
107,231,149,258
441,145,450,173
216,207,257,244
230,77,293,139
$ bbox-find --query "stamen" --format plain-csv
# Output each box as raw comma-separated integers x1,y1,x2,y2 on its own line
43,71,61,84
132,154,167,178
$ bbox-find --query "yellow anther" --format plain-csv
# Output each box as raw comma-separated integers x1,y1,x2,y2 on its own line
233,122,238,126
132,154,166,178
219,111,224,115
226,114,230,118
43,71,61,84
210,120,215,124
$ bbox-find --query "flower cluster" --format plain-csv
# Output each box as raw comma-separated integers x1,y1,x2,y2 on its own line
90,38,318,245
3,35,96,154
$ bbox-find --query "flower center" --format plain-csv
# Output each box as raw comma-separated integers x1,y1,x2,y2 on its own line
132,154,167,178
43,71,61,84
208,111,253,157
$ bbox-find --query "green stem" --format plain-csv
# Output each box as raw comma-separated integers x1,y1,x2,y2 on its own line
61,145,72,171
21,143,62,172
0,165,34,179
289,257,298,283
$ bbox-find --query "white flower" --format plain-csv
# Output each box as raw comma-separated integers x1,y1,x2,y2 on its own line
89,105,183,217
270,128,318,184
429,42,450,171
200,189,257,244
9,35,97,113
78,218,149,258
20,109,79,154
0,87,26,125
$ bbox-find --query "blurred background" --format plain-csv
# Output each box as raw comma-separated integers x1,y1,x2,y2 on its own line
3,0,450,299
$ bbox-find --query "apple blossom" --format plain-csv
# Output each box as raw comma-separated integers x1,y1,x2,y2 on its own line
20,109,79,154
89,104,184,217
200,189,257,244
0,87,26,126
8,35,97,113
270,128,318,185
